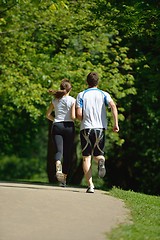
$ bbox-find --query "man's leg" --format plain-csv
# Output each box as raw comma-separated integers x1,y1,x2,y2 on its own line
94,155,105,163
83,155,94,193
94,155,106,178
92,129,106,178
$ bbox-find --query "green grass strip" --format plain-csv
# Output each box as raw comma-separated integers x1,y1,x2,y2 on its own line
108,187,160,240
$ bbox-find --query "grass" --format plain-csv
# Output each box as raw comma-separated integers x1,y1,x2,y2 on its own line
108,187,160,240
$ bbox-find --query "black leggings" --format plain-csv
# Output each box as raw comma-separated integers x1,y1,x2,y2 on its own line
51,122,75,174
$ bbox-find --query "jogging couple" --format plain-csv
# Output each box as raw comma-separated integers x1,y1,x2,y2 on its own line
46,72,119,193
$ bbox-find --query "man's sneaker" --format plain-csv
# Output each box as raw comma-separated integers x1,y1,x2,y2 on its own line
86,186,94,193
98,159,106,178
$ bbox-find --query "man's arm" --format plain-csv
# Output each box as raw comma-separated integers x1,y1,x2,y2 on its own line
76,107,83,121
76,93,83,121
109,100,119,132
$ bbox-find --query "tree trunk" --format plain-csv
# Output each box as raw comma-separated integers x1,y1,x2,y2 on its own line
70,158,84,185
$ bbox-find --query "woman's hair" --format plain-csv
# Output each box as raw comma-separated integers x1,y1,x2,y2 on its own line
49,78,72,99
86,72,99,87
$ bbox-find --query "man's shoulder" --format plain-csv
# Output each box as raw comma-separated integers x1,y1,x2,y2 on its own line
99,89,111,96
76,90,86,97
97,88,108,93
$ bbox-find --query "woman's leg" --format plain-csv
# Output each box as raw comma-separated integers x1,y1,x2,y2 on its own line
52,123,63,163
63,123,75,175
51,123,65,182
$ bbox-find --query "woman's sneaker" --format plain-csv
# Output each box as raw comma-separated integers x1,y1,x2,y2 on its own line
59,180,67,187
56,172,65,183
59,175,67,187
56,172,67,187
56,162,62,172
98,159,106,178
56,162,64,182
86,186,94,193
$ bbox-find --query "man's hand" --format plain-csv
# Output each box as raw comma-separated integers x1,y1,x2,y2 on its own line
113,125,119,132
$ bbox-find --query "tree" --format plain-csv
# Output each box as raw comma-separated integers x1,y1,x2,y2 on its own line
102,0,160,194
2,0,159,195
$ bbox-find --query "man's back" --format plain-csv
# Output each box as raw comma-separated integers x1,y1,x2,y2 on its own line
76,87,112,130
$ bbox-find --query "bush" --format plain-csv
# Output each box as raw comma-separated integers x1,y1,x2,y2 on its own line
0,155,46,181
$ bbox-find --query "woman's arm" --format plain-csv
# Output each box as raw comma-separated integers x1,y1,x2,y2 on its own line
71,102,76,120
46,102,54,122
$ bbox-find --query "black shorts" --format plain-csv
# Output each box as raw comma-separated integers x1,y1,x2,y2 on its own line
80,128,105,156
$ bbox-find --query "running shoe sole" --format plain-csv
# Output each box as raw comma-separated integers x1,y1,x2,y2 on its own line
98,159,106,178
59,182,67,187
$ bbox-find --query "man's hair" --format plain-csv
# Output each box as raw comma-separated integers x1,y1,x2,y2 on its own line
86,72,99,87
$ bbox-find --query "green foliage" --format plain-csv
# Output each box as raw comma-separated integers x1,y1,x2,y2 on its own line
0,155,46,181
104,0,160,195
0,0,134,151
108,187,160,240
0,0,159,195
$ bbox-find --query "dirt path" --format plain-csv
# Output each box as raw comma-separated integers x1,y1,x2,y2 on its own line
0,182,130,240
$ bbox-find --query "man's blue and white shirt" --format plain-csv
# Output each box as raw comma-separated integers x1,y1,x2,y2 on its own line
76,88,112,130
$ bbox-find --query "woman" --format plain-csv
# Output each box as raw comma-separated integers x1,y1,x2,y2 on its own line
46,78,75,186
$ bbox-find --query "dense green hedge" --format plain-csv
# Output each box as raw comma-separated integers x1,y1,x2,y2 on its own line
0,155,47,181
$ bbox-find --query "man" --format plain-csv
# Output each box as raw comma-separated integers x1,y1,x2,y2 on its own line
76,72,119,193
